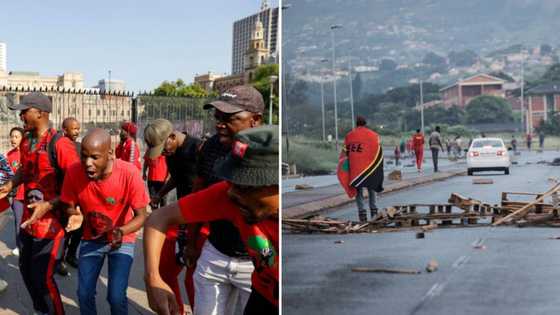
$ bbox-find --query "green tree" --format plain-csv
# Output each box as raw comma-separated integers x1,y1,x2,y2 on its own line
465,95,513,123
153,79,211,97
541,63,560,82
448,50,478,67
423,52,446,68
250,64,279,124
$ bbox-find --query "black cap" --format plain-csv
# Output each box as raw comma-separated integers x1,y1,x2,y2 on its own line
204,85,264,114
9,92,52,113
214,125,278,186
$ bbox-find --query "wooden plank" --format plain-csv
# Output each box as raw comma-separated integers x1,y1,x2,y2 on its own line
351,267,420,275
493,183,560,226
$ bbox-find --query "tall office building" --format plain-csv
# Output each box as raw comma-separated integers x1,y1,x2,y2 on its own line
231,2,278,74
0,42,6,73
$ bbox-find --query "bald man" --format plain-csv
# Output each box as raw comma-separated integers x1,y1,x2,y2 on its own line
62,117,81,142
60,117,83,269
22,128,150,315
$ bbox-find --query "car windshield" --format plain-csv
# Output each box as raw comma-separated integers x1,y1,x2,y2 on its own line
472,140,503,148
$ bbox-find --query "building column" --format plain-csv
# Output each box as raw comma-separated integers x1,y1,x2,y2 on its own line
544,94,548,121
528,96,533,132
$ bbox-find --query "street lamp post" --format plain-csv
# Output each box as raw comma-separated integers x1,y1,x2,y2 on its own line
282,4,291,163
330,24,342,152
269,75,278,125
320,58,329,142
420,79,424,133
348,58,355,128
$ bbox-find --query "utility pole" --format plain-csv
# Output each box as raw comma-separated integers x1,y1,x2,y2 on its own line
320,58,329,142
521,51,526,134
108,70,112,92
420,79,424,133
348,59,355,128
330,24,342,152
321,77,326,141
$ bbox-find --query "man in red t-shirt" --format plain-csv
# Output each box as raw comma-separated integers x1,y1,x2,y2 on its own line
0,92,80,315
412,129,425,172
22,128,149,315
144,126,279,315
116,121,141,170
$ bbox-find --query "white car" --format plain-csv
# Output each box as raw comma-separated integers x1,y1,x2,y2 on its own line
466,137,511,176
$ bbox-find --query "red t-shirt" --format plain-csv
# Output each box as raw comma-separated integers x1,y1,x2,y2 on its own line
116,138,141,171
178,181,279,306
20,129,80,239
60,159,149,243
7,147,24,201
412,133,425,151
144,153,168,182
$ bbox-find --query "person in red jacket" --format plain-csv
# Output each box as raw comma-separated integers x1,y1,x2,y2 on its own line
115,121,141,171
412,129,425,172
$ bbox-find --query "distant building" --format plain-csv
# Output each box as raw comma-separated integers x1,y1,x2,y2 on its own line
95,79,126,92
440,73,505,108
213,73,247,93
232,2,278,74
0,42,6,73
526,83,560,131
0,71,84,90
194,72,225,92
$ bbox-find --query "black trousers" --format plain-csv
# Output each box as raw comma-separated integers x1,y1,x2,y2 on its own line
19,230,65,314
243,289,278,315
148,180,167,208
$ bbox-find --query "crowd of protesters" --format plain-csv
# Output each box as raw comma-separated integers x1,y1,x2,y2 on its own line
0,85,279,315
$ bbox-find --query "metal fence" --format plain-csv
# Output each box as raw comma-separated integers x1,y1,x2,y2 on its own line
0,87,214,154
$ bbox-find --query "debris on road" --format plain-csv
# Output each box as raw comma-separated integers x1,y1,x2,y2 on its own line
426,259,439,272
388,170,402,181
351,267,421,275
473,244,487,250
334,240,344,244
294,184,314,190
283,185,560,234
473,178,494,184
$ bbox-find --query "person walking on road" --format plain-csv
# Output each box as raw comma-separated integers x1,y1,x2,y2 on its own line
412,129,425,172
429,126,444,172
338,116,384,222
538,131,545,150
527,133,533,151
511,135,518,153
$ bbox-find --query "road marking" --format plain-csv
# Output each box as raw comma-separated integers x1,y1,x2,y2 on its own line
452,255,470,269
471,238,485,247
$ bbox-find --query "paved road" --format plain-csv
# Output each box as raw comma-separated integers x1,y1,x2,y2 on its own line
283,150,560,315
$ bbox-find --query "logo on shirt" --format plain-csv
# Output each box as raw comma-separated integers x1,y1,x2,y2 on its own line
248,235,276,268
106,197,116,205
232,141,249,159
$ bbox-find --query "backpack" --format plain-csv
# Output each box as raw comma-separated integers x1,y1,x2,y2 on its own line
47,131,81,189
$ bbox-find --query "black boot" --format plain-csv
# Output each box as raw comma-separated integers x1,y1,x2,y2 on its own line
370,208,378,219
56,261,69,276
358,210,368,222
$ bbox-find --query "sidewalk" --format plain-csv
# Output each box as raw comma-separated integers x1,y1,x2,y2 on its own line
283,166,466,219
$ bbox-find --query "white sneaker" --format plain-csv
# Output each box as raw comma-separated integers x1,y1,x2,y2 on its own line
11,248,19,256
0,278,7,294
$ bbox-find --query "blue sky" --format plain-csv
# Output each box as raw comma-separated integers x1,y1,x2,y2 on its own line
0,0,278,92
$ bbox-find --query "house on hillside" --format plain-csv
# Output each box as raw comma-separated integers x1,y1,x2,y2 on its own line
525,83,560,131
440,73,506,108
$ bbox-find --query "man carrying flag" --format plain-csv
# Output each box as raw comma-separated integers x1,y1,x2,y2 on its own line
337,116,384,222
